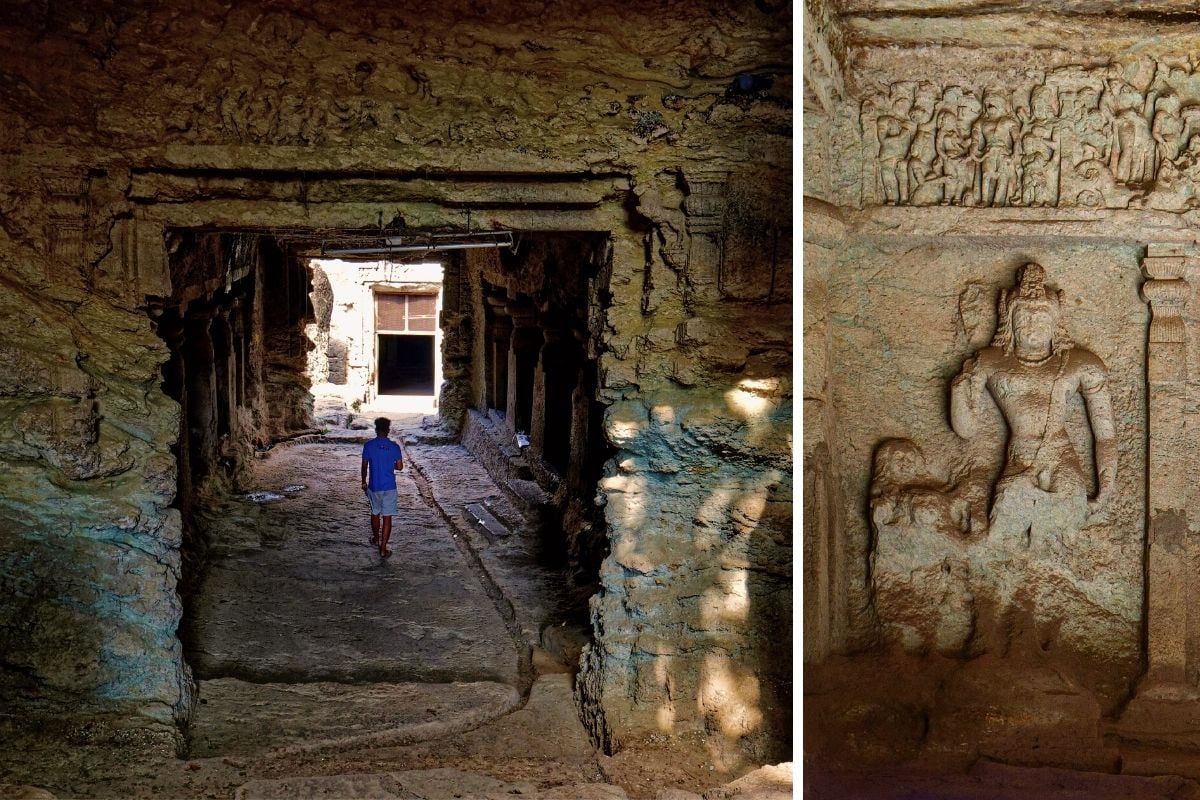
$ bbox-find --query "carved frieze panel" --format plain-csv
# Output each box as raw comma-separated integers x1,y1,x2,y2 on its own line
859,59,1200,210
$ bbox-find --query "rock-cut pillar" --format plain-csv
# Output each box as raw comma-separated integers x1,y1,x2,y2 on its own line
1142,248,1192,686
1118,244,1200,741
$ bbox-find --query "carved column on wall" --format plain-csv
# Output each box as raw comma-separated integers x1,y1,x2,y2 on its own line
484,291,511,413
682,170,728,303
567,327,592,490
41,172,91,286
529,320,562,461
1140,246,1194,690
1116,245,1200,744
102,215,172,303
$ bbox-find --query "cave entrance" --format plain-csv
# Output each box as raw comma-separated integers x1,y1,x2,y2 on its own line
129,171,625,754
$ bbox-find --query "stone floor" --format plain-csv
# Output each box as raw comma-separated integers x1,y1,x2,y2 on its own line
806,762,1200,799
186,439,522,687
0,416,791,799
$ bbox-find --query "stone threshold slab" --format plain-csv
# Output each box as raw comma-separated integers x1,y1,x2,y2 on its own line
464,502,512,542
189,679,521,759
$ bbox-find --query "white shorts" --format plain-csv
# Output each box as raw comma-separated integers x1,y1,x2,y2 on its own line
367,489,398,516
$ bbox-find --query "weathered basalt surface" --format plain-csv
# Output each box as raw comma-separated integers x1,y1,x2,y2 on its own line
0,0,792,772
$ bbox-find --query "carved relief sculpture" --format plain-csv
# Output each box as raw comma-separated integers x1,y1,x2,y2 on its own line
950,263,1116,549
906,85,941,205
859,57,1200,209
875,92,918,204
934,93,977,206
1107,78,1158,187
869,264,1125,656
1019,85,1061,207
972,91,1023,207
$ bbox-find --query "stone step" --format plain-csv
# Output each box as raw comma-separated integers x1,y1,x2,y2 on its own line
479,495,521,528
235,768,629,800
188,679,520,758
464,502,511,542
508,477,550,510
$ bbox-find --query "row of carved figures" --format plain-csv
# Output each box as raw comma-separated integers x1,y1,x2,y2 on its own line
862,65,1200,209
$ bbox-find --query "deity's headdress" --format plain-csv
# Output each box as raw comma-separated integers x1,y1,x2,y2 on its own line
991,263,1074,356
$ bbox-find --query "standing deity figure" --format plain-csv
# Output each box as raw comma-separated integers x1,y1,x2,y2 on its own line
972,91,1022,206
876,96,918,204
936,107,975,205
950,264,1117,550
1072,86,1111,166
1107,79,1158,186
906,89,942,205
1021,123,1058,207
1019,84,1061,207
1152,94,1187,165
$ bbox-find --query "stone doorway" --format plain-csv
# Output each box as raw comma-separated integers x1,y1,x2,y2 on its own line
144,223,619,779
124,169,629,755
377,333,435,395
375,290,439,400
307,258,445,415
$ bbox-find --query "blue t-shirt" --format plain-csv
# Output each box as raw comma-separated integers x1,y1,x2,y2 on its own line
362,436,403,492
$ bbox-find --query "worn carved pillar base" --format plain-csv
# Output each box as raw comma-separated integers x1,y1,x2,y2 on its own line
1116,245,1200,744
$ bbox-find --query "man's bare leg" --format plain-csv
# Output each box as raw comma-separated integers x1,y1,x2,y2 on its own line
379,516,393,557
370,513,381,546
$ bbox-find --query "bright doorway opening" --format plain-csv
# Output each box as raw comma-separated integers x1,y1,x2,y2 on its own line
378,333,435,395
306,259,443,415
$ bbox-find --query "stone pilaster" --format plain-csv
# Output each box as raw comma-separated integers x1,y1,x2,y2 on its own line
41,171,91,287
484,292,512,412
1116,244,1200,742
530,322,572,466
1141,248,1192,686
682,171,728,303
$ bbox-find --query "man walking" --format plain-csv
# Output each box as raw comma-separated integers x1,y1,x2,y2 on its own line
361,417,404,558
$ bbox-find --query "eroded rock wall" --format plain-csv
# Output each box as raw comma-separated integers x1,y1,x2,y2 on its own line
579,168,793,766
0,168,190,738
0,0,792,762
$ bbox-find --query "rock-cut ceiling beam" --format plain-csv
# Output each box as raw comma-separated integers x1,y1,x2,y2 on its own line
835,0,1200,50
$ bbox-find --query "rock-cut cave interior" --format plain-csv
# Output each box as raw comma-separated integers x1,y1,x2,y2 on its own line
804,0,1200,797
0,2,794,799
